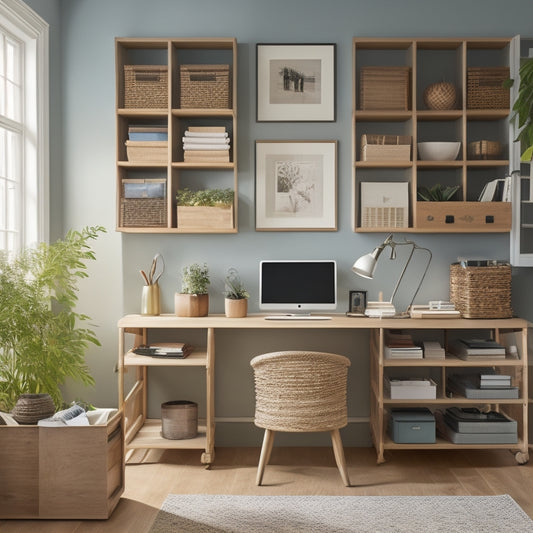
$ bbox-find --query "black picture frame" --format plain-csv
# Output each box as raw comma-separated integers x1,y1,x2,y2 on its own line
348,290,367,316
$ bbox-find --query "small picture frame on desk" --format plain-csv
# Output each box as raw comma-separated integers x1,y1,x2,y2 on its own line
347,290,367,317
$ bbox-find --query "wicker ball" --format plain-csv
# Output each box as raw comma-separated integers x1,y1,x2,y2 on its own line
423,82,457,110
11,393,55,424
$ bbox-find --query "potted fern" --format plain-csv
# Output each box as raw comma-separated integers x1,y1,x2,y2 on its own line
175,263,210,317
223,268,249,318
0,226,105,411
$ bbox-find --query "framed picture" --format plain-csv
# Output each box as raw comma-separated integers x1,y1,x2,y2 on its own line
348,290,367,316
255,140,337,231
256,43,336,122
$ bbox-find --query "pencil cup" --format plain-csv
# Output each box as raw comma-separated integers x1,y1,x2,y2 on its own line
141,283,160,316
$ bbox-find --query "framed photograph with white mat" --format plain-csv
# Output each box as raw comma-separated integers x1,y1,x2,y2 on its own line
255,140,337,231
256,43,336,122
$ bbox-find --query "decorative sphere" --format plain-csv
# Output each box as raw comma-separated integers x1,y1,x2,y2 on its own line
423,82,457,110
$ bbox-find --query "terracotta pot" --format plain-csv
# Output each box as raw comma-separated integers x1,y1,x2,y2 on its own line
224,298,248,318
174,293,209,317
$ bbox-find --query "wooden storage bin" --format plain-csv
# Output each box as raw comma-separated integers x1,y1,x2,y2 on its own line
415,201,511,232
124,65,168,108
125,140,168,163
360,67,411,110
449,262,512,318
467,67,510,109
120,197,167,227
180,64,231,109
0,411,124,519
177,205,233,229
360,134,411,161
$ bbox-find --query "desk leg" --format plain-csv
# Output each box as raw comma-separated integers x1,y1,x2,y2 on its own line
202,327,216,467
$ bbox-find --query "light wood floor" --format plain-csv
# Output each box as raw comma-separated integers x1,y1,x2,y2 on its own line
1,446,533,532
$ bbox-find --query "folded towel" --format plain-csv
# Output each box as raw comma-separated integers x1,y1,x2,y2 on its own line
38,404,89,426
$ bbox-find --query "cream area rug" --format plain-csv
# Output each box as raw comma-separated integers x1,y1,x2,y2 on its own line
149,494,533,532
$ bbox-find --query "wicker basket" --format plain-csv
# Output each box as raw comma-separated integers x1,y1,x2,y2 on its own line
449,263,512,318
120,198,167,227
467,140,502,160
11,393,55,424
124,65,168,108
467,67,510,109
360,134,411,161
180,64,231,109
360,67,411,110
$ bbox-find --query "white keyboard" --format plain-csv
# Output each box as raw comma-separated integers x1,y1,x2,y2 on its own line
264,315,332,321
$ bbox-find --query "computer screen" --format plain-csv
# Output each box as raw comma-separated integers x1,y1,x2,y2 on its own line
259,260,337,312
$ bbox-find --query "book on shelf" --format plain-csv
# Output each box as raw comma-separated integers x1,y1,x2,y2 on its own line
384,346,423,359
447,374,519,399
132,342,193,358
478,176,511,202
448,338,506,359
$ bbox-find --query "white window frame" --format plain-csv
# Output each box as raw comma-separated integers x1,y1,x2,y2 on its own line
0,0,49,251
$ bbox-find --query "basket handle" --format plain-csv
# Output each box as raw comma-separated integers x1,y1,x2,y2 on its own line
190,74,217,82
135,71,163,82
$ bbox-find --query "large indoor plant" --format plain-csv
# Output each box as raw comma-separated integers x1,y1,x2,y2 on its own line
175,262,210,317
223,267,249,318
0,226,105,411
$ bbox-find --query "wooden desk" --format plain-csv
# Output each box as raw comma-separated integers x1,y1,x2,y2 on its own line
117,314,529,465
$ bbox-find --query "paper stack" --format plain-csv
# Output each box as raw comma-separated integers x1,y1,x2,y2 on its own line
183,126,230,163
448,338,506,361
384,331,423,359
447,373,518,399
385,377,437,399
423,341,446,360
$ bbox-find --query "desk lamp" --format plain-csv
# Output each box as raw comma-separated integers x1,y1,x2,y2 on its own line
352,234,432,317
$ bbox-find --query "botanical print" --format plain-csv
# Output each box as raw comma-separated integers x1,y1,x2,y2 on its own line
269,59,321,105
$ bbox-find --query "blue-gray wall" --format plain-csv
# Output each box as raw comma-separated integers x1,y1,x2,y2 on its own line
24,0,533,446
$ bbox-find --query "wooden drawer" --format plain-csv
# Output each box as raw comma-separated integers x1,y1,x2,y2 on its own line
0,411,124,519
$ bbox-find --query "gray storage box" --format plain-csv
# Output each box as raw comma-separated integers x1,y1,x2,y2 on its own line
389,408,435,443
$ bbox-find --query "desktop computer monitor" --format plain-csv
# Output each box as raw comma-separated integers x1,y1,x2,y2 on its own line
259,260,337,313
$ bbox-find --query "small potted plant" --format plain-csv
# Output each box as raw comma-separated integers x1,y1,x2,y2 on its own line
175,263,210,317
223,268,250,318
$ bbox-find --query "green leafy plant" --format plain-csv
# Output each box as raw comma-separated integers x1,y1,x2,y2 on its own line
180,263,210,295
176,188,234,207
417,184,460,202
223,268,249,300
0,226,106,411
506,58,533,162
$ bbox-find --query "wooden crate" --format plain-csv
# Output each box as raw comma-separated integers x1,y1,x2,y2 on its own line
0,411,124,519
125,140,168,163
360,67,411,110
360,134,411,161
177,205,233,229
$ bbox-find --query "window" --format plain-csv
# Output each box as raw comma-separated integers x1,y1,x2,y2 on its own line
0,0,48,254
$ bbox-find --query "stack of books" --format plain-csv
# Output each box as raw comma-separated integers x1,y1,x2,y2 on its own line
132,342,193,359
478,369,512,389
478,176,512,202
422,341,446,360
182,126,230,163
384,331,423,359
448,338,506,361
447,372,518,399
409,300,460,319
385,377,437,399
364,301,396,317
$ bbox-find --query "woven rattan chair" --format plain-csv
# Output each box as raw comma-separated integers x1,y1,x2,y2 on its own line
250,350,351,486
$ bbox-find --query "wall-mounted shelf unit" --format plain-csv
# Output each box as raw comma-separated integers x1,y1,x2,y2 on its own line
353,37,513,233
115,37,237,233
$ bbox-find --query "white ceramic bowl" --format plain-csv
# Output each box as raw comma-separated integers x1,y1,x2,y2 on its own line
418,141,461,161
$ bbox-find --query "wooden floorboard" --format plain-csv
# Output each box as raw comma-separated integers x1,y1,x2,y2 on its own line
1,446,532,532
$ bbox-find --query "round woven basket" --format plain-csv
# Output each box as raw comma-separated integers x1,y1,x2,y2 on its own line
424,82,457,110
11,393,55,424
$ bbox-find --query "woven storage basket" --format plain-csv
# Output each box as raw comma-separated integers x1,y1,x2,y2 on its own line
467,140,502,160
180,64,231,109
360,134,411,161
120,197,167,227
124,65,168,108
449,263,512,318
161,400,197,440
11,393,55,424
467,67,510,109
360,67,411,110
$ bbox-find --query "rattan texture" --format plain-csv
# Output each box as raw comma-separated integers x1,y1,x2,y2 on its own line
180,64,230,109
120,198,167,227
251,351,350,433
467,67,510,110
423,82,457,110
449,263,512,318
11,393,55,424
467,140,502,160
124,65,168,109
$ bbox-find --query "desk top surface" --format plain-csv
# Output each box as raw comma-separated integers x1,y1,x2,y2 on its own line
118,313,529,330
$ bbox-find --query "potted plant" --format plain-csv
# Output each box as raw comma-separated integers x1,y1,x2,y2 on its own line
0,226,105,411
175,262,210,317
176,188,234,230
223,268,250,318
417,184,461,202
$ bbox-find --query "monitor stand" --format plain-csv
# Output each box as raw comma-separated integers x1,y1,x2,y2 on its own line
264,313,332,321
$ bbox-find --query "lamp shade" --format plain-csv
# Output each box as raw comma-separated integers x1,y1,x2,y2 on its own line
352,253,377,279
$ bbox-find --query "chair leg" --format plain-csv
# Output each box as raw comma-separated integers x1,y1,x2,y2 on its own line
330,429,350,487
256,429,275,485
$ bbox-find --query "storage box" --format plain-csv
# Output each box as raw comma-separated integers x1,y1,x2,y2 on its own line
180,64,231,109
124,65,168,108
468,140,502,160
128,126,168,142
467,67,510,109
360,182,408,228
389,408,435,444
161,400,198,440
360,67,411,110
125,140,168,163
123,179,167,199
177,205,234,230
385,377,437,400
360,134,411,162
449,262,512,318
0,411,124,519
120,197,167,228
